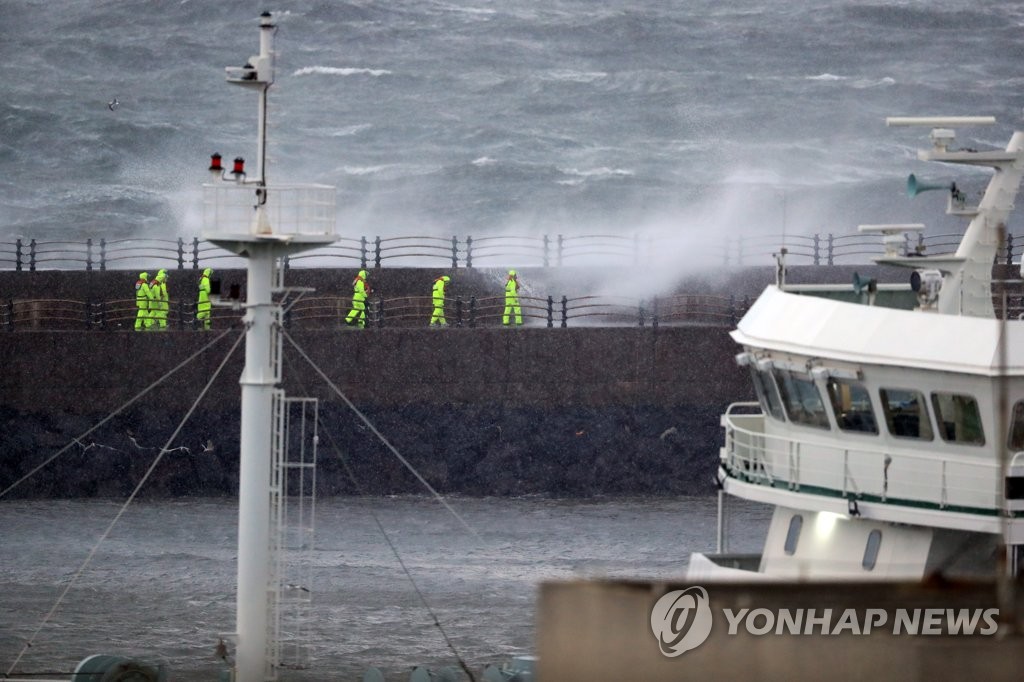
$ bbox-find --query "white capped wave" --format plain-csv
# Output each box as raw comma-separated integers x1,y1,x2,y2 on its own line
851,76,896,89
542,70,608,84
436,3,496,16
341,165,390,176
560,167,635,178
472,157,497,166
556,166,633,187
330,123,373,137
804,73,895,88
293,66,392,77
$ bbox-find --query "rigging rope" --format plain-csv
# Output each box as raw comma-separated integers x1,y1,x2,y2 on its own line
5,329,245,676
316,407,479,682
280,341,481,681
0,327,239,500
280,328,482,543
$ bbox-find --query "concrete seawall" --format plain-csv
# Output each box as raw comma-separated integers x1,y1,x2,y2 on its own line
0,325,751,498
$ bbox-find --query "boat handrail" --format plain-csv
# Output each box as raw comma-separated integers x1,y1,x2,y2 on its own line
721,409,1003,514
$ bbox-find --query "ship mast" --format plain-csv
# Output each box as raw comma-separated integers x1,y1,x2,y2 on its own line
203,13,336,681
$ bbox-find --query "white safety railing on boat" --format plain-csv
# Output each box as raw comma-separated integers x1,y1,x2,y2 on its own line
721,402,1003,515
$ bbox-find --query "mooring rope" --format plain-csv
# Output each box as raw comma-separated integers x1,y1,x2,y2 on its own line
5,329,245,677
0,327,239,500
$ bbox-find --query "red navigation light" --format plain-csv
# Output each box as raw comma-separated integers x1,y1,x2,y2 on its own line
209,153,223,172
232,157,246,176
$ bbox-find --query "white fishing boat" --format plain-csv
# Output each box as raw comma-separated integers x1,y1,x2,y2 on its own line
689,116,1024,581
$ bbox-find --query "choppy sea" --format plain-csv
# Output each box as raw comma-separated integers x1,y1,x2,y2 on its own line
0,496,770,679
3,0,1023,251
0,1,1020,676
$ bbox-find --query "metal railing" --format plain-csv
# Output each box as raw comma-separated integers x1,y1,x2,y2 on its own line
8,286,1024,331
3,231,1017,271
0,293,747,331
720,403,1002,514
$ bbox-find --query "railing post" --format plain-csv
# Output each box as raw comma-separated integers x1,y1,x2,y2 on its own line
100,238,107,271
469,296,477,328
29,239,36,272
652,296,659,329
177,237,185,270
560,295,568,328
543,235,550,268
374,236,382,268
1006,233,1015,266
84,299,92,330
455,296,463,327
178,298,186,330
192,237,200,269
813,234,820,266
15,239,22,271
282,255,290,273
360,236,368,269
451,236,458,268
546,295,553,328
828,233,835,266
638,302,645,328
557,234,564,267
375,298,384,327
95,300,106,330
4,299,13,330
730,294,737,325
86,238,93,272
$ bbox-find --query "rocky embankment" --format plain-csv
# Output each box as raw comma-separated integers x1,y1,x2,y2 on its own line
0,403,722,498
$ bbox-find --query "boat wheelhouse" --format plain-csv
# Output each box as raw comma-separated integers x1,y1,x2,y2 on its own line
691,117,1024,581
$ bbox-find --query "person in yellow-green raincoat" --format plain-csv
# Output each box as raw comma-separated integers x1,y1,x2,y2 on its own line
430,275,450,326
503,269,522,326
196,267,213,330
134,272,152,331
151,269,169,330
345,269,369,328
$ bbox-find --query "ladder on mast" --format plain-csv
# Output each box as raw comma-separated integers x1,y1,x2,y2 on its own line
267,388,319,677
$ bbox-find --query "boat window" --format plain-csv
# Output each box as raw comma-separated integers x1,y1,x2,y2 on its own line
826,378,878,434
772,369,830,429
1008,401,1024,451
931,392,985,446
784,514,802,556
862,529,882,571
879,388,933,440
750,366,786,421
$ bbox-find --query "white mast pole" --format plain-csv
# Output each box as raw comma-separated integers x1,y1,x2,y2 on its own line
236,247,275,682
235,12,276,681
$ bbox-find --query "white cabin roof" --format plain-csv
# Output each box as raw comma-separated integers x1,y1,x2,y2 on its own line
732,285,1024,376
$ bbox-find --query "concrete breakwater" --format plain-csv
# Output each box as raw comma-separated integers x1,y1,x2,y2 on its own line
0,325,750,498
